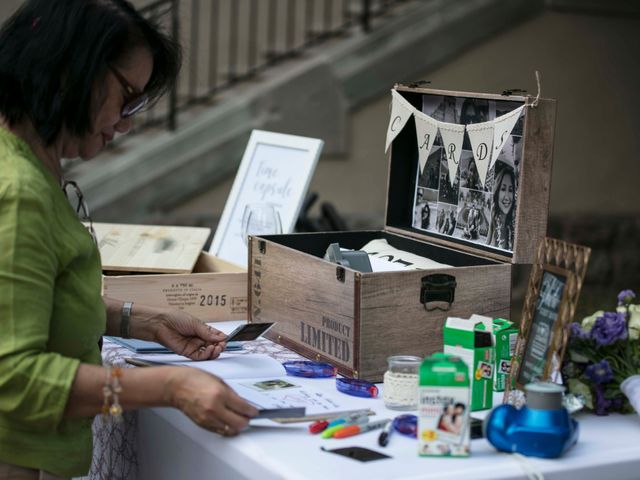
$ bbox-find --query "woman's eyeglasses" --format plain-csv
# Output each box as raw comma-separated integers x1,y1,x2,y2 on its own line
62,180,98,245
109,65,149,118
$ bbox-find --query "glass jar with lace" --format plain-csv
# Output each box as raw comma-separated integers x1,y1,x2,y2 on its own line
382,355,422,410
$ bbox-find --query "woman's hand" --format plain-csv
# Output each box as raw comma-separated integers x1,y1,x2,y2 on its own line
152,309,228,360
104,297,227,360
165,367,258,436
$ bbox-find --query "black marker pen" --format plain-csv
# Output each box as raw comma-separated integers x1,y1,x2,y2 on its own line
378,418,394,447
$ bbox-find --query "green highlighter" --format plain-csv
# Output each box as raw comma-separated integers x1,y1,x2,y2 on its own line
321,418,369,439
321,424,346,439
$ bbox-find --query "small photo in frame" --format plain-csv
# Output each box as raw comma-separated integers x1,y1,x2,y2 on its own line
516,266,572,388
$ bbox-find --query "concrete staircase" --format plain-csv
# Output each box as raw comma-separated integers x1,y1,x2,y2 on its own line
67,0,543,223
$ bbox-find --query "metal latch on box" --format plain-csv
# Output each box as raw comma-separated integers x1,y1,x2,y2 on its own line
420,274,457,312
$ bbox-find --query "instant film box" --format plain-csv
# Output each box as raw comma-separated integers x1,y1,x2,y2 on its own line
443,317,494,411
418,353,470,457
96,223,248,321
492,317,518,391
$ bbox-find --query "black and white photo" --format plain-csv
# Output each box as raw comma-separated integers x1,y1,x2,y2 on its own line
411,94,524,254
418,146,442,190
422,95,444,121
436,204,458,236
486,161,516,251
453,188,491,243
494,135,523,181
458,150,486,192
413,188,438,231
423,95,458,123
437,153,459,205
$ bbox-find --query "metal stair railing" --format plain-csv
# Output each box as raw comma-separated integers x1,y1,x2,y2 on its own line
127,0,412,138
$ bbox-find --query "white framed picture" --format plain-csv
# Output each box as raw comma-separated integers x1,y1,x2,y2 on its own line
210,130,323,267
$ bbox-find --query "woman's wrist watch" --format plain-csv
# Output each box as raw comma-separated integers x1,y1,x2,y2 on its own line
120,301,134,339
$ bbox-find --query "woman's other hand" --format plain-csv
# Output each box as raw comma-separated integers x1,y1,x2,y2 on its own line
165,367,258,436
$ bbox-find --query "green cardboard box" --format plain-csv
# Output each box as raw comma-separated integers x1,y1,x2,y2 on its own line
443,317,494,411
490,316,518,392
470,314,518,391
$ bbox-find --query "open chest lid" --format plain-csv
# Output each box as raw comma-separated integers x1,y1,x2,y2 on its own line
383,84,556,264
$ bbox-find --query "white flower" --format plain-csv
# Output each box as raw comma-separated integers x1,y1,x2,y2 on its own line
581,310,604,333
628,305,640,341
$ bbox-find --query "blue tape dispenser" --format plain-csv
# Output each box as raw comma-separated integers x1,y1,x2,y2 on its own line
336,377,378,398
485,382,579,459
283,361,336,378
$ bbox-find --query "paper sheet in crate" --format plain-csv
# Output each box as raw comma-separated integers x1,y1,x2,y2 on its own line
96,223,247,321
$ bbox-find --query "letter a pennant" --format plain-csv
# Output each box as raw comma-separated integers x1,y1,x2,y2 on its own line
466,121,494,188
414,110,439,174
385,90,415,152
437,122,465,187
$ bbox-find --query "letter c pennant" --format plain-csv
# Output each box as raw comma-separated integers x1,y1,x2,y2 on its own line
385,90,415,152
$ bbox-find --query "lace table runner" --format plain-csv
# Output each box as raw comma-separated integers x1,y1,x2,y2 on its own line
75,337,306,480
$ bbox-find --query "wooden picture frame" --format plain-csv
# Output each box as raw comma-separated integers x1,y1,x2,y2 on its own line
505,237,591,404
209,130,323,268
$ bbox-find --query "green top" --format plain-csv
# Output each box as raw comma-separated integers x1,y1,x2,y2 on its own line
0,128,105,477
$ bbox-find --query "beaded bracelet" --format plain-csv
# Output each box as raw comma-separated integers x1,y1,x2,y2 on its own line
101,366,123,423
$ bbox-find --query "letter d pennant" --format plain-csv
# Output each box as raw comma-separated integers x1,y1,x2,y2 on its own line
385,90,415,152
466,121,494,188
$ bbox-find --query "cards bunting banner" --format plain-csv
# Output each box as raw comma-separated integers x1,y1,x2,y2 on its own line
385,90,415,152
466,121,494,188
386,90,526,187
437,121,465,187
413,110,439,174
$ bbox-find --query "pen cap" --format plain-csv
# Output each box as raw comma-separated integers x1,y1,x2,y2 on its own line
309,421,329,434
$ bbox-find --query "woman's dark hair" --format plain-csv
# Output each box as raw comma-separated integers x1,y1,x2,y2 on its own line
0,0,181,145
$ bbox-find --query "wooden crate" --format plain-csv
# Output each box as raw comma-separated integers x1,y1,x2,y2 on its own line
94,223,247,321
103,252,247,321
249,86,556,381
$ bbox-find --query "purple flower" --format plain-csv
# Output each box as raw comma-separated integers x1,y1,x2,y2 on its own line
569,322,588,340
610,396,625,411
617,289,636,306
590,311,628,346
585,359,614,384
594,385,611,416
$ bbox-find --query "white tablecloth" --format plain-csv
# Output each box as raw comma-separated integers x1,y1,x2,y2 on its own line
137,377,640,480
93,328,640,480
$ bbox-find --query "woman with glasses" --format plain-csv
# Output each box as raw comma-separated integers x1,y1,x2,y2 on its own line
0,1,257,478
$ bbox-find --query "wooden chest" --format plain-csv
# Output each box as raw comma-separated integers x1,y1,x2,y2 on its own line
249,85,556,381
